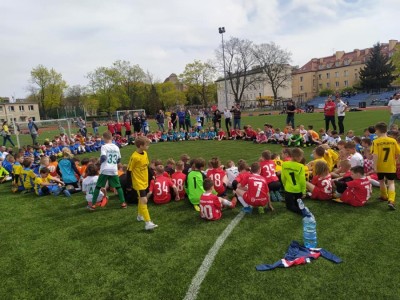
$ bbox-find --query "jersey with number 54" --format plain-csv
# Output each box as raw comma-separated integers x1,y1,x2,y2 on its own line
100,143,121,175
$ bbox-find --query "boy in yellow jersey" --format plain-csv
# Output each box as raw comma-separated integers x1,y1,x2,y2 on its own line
21,158,37,193
34,167,65,196
272,153,283,174
12,153,24,192
371,122,400,210
281,148,306,215
321,144,339,171
127,136,158,230
307,146,327,177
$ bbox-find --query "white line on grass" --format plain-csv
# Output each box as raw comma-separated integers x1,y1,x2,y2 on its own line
183,211,245,300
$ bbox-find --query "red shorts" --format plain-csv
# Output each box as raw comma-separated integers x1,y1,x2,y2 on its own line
341,191,366,207
311,187,332,200
369,173,378,181
243,192,268,207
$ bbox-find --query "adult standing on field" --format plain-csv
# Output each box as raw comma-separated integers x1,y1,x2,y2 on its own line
231,103,242,129
132,112,141,133
324,96,336,131
224,107,232,133
336,97,347,135
177,108,185,130
1,121,15,147
92,118,100,135
388,92,400,128
155,110,165,131
170,110,178,130
286,100,296,128
28,117,39,145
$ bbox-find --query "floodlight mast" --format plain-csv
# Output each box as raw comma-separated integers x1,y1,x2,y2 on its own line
219,26,229,109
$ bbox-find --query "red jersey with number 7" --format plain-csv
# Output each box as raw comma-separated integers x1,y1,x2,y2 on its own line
171,171,186,199
240,173,269,206
206,168,226,195
149,175,175,204
200,193,222,220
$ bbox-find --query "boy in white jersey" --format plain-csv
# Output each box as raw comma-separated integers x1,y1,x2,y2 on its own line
90,131,127,210
82,164,108,210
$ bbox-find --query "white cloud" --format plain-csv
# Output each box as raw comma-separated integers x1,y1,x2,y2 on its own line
0,0,398,98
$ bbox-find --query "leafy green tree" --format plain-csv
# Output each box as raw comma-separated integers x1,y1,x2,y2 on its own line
359,43,396,91
179,60,216,107
319,88,335,97
146,85,162,115
156,82,186,108
391,44,400,86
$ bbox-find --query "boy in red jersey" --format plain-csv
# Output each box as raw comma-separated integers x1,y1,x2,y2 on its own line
306,160,332,200
171,161,186,200
333,166,372,207
200,178,237,221
147,165,179,204
107,120,115,136
234,162,273,214
206,157,228,196
114,120,122,136
260,150,282,201
123,120,131,137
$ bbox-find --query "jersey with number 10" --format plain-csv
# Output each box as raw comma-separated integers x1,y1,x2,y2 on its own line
100,143,121,175
281,161,306,194
371,136,400,173
240,173,269,206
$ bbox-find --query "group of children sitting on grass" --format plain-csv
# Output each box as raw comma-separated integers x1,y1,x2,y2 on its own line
0,120,399,226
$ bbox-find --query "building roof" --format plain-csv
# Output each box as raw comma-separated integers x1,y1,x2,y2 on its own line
293,39,399,74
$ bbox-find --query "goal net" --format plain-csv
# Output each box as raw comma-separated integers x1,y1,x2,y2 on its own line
14,118,73,148
116,109,146,122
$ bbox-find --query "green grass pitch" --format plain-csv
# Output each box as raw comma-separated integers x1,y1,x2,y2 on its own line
1,109,400,299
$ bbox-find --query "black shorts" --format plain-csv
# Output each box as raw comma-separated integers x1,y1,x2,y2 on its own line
138,189,147,197
125,130,131,136
377,173,396,180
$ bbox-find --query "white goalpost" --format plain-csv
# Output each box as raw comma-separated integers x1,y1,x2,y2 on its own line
116,109,146,122
14,118,73,148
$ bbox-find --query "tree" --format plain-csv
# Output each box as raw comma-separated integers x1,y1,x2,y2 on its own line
156,82,186,108
180,60,216,107
30,65,67,117
391,44,400,86
253,42,292,100
215,37,262,105
147,85,162,115
359,43,396,91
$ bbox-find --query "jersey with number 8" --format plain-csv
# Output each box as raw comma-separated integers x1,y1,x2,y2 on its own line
171,171,186,199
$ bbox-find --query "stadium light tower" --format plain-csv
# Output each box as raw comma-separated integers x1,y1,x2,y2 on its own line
219,26,229,109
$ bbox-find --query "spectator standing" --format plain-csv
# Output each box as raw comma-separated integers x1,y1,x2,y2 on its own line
123,112,131,125
324,96,337,131
198,109,205,127
388,92,400,128
170,111,178,130
231,104,241,129
155,110,165,131
184,109,192,131
132,112,141,133
92,118,100,135
77,117,87,137
140,112,148,134
224,108,232,134
177,108,185,130
336,98,347,135
1,121,15,147
286,100,296,128
213,109,222,129
28,117,39,145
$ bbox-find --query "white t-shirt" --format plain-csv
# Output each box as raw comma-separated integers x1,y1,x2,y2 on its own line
224,110,232,119
336,100,347,117
100,143,121,175
82,175,104,202
350,152,364,167
388,99,400,114
225,166,239,188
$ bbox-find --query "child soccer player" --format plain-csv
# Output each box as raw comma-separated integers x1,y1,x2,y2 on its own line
206,157,228,197
333,166,372,207
12,153,24,192
126,136,158,230
171,161,186,200
371,122,400,210
287,129,303,147
306,160,332,200
147,165,179,204
0,160,12,183
82,164,108,209
185,158,206,211
345,141,364,168
225,160,239,189
281,148,306,214
307,146,326,177
260,150,283,202
21,158,38,193
234,162,273,214
91,131,127,210
200,178,236,221
34,167,66,196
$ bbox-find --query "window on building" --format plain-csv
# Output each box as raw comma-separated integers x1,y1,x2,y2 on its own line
344,59,350,65
344,70,348,77
19,105,24,111
335,72,339,78
318,74,322,80
344,80,349,87
300,76,303,82
28,105,34,111
354,73,358,79
300,86,304,91
319,84,323,89
335,82,339,87
0,106,3,111
8,106,14,112
313,79,316,85
326,73,330,79
326,83,330,88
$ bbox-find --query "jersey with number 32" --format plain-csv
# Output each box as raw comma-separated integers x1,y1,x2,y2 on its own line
100,143,121,175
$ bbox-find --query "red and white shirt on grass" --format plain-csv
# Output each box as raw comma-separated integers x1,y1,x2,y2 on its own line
200,192,222,221
206,168,227,195
340,177,371,207
240,173,269,207
310,174,332,200
260,160,279,184
171,171,186,199
235,171,251,185
149,175,175,204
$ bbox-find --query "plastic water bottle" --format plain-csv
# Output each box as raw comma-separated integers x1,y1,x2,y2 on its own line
297,199,317,248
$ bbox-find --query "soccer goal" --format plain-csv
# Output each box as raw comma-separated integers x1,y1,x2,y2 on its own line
14,118,73,148
116,109,146,122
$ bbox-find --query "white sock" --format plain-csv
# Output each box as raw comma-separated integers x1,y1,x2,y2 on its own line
237,196,249,207
369,179,380,187
221,199,232,207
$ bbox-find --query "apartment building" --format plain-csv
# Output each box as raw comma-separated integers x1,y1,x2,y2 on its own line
0,98,40,123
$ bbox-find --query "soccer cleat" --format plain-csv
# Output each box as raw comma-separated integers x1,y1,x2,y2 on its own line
100,196,108,207
258,206,265,214
121,202,128,209
332,198,343,203
194,205,200,212
87,205,95,211
388,202,396,210
241,206,253,214
230,197,237,208
137,215,145,222
145,221,158,230
63,190,71,197
270,192,277,202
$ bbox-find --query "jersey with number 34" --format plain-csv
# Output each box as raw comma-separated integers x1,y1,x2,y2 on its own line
100,143,121,175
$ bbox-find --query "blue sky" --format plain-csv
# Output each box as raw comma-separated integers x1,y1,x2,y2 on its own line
0,0,398,98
